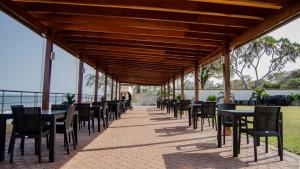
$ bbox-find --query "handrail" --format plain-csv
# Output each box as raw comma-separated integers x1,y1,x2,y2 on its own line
0,89,101,113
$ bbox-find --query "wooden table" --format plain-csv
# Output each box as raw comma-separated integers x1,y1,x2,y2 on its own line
187,104,202,129
217,110,254,157
0,110,78,162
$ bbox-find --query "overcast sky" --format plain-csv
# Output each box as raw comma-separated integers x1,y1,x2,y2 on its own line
0,11,299,94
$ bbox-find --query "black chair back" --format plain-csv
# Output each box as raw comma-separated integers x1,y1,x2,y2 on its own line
108,101,118,112
217,103,236,111
76,103,91,121
92,102,103,106
254,106,281,133
11,105,42,134
180,100,191,110
193,101,203,104
65,105,76,129
201,102,216,116
51,104,68,111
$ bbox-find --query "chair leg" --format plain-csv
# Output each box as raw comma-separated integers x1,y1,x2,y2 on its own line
64,130,70,155
88,120,91,135
223,125,226,145
245,117,249,144
46,134,49,149
214,117,217,131
38,136,42,163
21,137,25,155
71,131,76,150
35,138,38,155
265,137,268,153
253,136,258,162
208,118,210,127
201,118,203,131
102,117,107,129
238,125,242,154
69,133,71,143
92,118,95,132
277,135,283,161
9,134,16,163
246,133,249,144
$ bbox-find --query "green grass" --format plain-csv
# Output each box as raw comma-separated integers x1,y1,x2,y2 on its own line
237,106,300,155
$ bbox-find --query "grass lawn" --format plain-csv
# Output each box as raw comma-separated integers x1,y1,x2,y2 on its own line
237,106,300,155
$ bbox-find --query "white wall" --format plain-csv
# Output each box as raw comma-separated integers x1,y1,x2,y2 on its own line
176,89,300,101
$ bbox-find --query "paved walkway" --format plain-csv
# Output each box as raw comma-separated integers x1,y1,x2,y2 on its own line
1,106,299,169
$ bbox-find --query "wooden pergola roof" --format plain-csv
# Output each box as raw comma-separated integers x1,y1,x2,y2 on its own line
1,0,300,85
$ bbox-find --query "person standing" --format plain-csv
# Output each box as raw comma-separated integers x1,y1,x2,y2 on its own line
128,92,133,110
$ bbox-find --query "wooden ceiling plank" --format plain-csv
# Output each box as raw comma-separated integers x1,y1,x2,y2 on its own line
189,0,285,9
14,0,269,19
19,3,263,27
55,32,223,47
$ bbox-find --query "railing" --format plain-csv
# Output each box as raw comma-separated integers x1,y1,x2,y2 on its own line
0,89,99,113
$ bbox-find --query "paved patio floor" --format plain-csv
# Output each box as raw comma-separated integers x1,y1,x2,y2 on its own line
1,106,299,169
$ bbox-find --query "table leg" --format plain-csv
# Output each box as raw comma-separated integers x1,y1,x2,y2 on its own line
97,112,101,132
49,116,56,162
0,117,7,161
188,108,191,126
217,114,222,148
73,114,78,145
232,116,238,157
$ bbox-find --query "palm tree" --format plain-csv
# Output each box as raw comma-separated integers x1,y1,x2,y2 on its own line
85,73,108,89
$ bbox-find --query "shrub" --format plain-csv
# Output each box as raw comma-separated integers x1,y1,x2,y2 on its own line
207,95,217,102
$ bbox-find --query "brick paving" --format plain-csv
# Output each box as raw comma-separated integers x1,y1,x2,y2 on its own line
0,106,299,169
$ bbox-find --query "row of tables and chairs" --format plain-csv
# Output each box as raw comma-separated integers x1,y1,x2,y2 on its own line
0,99,130,163
159,99,284,162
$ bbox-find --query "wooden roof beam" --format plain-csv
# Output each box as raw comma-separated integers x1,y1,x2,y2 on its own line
19,3,263,27
15,0,270,19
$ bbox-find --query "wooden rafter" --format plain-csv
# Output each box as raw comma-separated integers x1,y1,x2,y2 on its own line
0,0,299,85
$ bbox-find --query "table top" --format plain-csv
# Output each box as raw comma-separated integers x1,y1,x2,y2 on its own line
188,104,202,108
0,110,67,118
218,109,254,117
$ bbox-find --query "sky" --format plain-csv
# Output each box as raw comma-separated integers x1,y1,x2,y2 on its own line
0,11,300,94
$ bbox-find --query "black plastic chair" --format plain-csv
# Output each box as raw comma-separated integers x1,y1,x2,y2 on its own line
92,102,107,130
108,101,119,120
76,103,94,135
51,104,68,122
9,106,49,163
56,105,76,154
218,104,239,145
194,102,216,131
178,100,191,118
240,106,283,162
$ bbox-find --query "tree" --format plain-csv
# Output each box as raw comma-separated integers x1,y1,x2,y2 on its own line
231,36,300,88
199,67,212,89
198,61,223,89
85,73,110,90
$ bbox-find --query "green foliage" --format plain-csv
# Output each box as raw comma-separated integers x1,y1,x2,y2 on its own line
64,93,75,105
289,93,300,102
176,94,181,100
232,36,300,88
85,74,105,89
263,82,281,89
254,87,268,97
207,95,217,102
217,91,235,102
